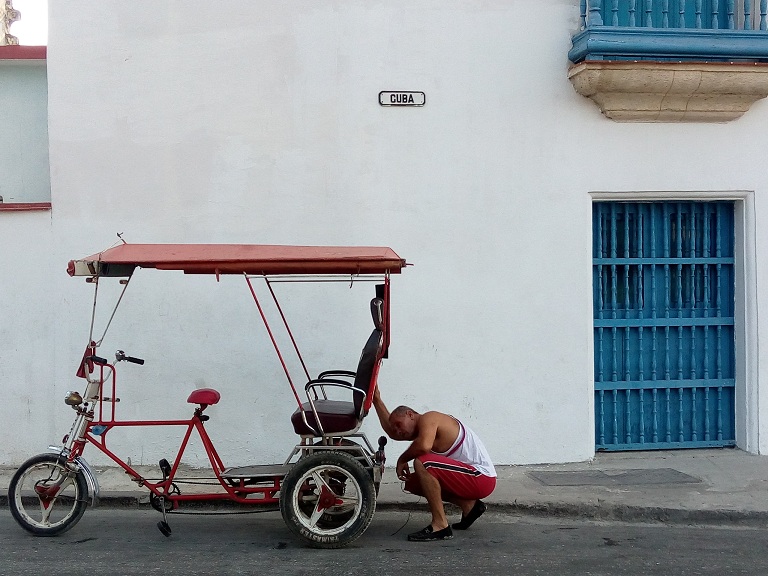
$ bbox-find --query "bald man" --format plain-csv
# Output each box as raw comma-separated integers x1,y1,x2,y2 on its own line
372,387,496,542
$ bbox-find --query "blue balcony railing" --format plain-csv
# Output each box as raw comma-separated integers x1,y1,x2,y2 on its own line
569,0,768,62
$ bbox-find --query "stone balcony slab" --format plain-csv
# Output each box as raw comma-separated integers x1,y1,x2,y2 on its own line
568,60,768,122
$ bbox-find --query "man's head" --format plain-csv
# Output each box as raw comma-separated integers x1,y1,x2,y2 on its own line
388,405,419,441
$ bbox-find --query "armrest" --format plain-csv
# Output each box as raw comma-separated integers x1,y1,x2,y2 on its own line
317,370,356,380
305,378,356,392
305,379,366,412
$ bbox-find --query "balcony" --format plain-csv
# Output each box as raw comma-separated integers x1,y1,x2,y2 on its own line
568,1,768,121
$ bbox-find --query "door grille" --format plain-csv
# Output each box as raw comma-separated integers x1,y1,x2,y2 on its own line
593,201,736,450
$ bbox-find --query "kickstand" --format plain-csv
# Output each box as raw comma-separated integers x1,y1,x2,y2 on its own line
157,497,172,537
156,459,172,537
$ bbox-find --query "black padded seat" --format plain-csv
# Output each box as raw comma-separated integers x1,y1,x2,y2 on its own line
290,400,359,436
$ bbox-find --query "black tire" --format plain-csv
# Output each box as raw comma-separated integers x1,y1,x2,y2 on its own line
8,453,88,536
280,451,376,548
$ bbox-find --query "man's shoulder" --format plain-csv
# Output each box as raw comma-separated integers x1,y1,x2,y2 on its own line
421,410,454,425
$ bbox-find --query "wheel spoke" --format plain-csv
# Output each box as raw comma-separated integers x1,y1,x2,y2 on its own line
310,471,333,494
37,476,73,524
308,501,325,527
38,499,53,525
333,495,358,509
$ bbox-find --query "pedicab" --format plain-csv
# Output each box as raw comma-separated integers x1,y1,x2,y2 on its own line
7,243,407,548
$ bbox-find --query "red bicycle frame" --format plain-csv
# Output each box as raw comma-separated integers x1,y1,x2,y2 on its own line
66,362,283,507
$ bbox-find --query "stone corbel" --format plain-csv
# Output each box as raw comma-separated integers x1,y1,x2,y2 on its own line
569,61,768,123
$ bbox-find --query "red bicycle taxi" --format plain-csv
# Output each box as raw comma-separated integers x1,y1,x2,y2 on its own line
7,243,407,548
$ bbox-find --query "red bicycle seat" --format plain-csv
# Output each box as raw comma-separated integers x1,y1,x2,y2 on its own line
187,388,221,405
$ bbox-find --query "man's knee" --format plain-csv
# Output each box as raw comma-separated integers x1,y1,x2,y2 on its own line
404,474,423,495
403,458,433,495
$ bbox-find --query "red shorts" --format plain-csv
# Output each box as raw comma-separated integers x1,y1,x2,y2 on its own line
404,454,496,500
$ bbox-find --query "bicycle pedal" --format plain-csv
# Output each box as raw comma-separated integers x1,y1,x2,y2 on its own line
159,458,171,479
157,521,172,537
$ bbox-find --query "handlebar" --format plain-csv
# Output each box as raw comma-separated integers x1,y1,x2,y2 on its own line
84,351,145,367
115,350,145,365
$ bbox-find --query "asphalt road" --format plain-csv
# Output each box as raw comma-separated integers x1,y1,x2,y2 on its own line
2,508,768,575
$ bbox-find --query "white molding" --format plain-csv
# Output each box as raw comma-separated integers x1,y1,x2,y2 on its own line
590,190,754,201
733,196,760,453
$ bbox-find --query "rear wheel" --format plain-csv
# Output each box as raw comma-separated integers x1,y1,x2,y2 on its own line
8,453,88,536
280,451,375,548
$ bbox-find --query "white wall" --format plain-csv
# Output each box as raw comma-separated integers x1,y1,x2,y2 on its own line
3,0,766,467
0,211,55,463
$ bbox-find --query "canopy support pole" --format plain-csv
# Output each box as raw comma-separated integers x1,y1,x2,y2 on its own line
245,275,303,408
264,278,311,382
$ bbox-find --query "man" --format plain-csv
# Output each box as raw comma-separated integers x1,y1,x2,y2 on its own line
372,386,496,542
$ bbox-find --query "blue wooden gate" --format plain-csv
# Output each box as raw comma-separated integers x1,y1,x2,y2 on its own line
593,201,736,450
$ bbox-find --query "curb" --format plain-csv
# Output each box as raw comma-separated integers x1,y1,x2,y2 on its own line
488,501,768,526
3,493,764,527
376,501,768,526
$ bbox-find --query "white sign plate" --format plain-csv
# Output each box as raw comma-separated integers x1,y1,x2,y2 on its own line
379,91,426,107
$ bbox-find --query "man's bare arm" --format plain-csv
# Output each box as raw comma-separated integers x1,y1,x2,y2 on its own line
372,386,395,438
396,412,439,478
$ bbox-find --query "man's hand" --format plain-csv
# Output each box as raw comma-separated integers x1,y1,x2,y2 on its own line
396,459,411,481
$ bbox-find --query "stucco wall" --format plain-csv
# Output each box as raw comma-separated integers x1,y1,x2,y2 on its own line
3,0,767,467
0,211,55,463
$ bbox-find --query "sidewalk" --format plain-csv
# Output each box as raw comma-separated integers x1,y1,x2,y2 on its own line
3,448,768,525
382,448,768,525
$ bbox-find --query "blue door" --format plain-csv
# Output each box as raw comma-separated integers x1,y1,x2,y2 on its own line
593,202,736,450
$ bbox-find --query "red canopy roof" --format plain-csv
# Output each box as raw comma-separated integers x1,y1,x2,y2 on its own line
68,244,407,277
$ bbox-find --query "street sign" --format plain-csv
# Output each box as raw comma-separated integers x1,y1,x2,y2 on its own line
379,91,425,107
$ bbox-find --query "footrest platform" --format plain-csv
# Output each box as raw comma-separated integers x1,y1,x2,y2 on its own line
220,464,293,480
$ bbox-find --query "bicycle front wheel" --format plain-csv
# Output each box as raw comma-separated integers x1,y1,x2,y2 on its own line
8,453,88,536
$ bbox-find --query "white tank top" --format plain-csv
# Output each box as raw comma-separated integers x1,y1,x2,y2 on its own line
433,418,497,478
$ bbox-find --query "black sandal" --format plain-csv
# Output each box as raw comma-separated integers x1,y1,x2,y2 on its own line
453,500,486,530
407,525,454,542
